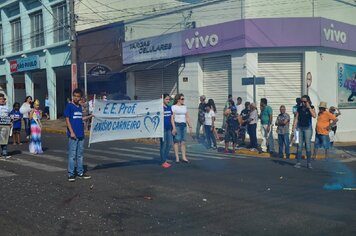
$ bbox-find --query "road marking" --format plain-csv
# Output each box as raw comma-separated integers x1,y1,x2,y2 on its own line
3,158,65,172
21,151,96,168
0,169,17,177
87,148,154,160
52,149,128,163
132,146,231,160
340,158,356,163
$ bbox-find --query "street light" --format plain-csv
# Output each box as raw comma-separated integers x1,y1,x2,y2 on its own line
84,62,99,98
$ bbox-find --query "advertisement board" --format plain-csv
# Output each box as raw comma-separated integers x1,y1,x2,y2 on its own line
337,63,356,108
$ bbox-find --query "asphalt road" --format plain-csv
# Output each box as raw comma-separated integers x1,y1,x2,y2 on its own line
0,133,356,236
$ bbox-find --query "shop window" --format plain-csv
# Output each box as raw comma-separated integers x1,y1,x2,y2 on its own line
52,2,69,43
11,19,23,53
30,11,45,48
0,25,3,56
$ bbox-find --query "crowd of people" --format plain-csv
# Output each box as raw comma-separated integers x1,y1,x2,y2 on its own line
0,94,46,159
193,94,341,169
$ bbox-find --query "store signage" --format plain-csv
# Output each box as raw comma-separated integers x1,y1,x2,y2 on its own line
323,24,347,44
123,33,181,64
88,64,111,76
185,32,219,49
10,55,40,73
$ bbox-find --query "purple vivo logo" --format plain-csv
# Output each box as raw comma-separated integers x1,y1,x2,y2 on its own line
185,31,219,50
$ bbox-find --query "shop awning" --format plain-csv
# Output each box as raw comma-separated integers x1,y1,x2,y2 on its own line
120,58,183,72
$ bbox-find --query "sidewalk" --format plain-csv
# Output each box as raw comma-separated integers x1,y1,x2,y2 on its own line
41,119,356,160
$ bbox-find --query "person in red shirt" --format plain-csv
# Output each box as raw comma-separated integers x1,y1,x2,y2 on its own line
313,102,338,160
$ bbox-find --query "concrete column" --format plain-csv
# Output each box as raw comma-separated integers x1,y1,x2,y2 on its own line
45,51,57,120
24,72,34,98
4,59,14,108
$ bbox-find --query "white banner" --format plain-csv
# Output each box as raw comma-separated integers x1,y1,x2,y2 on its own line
89,99,163,145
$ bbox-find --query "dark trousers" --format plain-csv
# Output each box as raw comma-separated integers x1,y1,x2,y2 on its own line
204,125,216,148
23,118,31,136
248,123,257,148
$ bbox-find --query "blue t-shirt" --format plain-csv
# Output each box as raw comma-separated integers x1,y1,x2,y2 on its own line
163,105,172,130
64,103,84,138
10,110,23,129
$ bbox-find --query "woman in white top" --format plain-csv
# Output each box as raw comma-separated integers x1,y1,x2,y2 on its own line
171,93,193,163
20,96,33,139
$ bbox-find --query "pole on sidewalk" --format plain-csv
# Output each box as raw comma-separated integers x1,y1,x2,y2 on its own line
253,75,256,104
69,0,78,92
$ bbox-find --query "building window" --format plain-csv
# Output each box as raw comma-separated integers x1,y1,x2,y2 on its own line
52,3,69,43
0,26,4,56
11,19,23,53
30,11,45,48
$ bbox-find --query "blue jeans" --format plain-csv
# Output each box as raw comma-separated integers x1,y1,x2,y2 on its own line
278,133,290,158
160,129,173,163
68,138,84,177
1,145,7,156
248,123,258,148
174,123,186,143
204,125,216,148
297,127,312,163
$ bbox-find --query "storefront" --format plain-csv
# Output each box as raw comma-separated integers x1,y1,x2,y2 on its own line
123,17,356,141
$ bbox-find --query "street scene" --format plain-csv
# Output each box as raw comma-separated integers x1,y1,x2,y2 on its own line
0,131,356,235
1,0,356,235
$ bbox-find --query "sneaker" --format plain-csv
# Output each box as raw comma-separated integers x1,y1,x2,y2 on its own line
77,174,91,180
307,163,313,169
294,163,301,169
212,146,217,150
68,176,76,182
161,162,172,168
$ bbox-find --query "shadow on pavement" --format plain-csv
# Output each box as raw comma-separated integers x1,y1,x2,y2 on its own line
271,159,295,167
90,159,159,171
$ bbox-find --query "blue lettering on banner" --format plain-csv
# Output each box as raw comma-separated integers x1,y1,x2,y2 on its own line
143,112,160,133
16,55,40,72
103,102,138,115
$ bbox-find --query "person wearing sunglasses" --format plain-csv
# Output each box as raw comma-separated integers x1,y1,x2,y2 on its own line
293,95,316,169
171,94,193,163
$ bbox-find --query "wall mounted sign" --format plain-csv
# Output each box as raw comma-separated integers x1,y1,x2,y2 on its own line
10,55,40,73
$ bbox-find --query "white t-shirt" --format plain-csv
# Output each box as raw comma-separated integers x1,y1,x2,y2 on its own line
204,110,216,126
172,105,187,123
0,105,9,117
236,104,243,115
20,103,32,118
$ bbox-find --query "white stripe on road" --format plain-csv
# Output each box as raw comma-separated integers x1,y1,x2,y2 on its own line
340,158,356,163
21,151,96,168
3,158,65,172
132,146,232,160
52,149,128,163
87,148,154,160
0,169,17,177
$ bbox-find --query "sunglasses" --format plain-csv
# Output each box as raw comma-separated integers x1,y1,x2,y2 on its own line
302,101,308,103
180,98,185,100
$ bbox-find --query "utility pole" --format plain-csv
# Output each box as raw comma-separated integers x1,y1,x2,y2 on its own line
69,0,77,92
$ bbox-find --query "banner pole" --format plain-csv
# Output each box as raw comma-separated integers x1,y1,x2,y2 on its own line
162,95,164,142
88,94,96,148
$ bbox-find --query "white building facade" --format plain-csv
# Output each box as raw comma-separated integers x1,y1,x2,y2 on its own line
122,1,356,141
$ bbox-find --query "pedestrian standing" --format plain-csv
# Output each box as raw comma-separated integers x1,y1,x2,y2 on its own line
328,106,341,147
290,98,301,147
260,98,275,153
171,93,193,163
239,101,250,146
65,89,93,182
247,103,258,150
293,95,316,169
222,94,233,128
204,104,217,149
207,99,219,141
224,106,239,153
160,94,173,168
20,96,33,140
313,102,337,160
196,95,206,141
44,94,50,120
10,102,23,145
29,100,43,154
236,97,243,115
275,105,290,159
0,94,11,159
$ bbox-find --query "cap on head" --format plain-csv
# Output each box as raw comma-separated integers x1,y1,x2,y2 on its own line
318,101,327,109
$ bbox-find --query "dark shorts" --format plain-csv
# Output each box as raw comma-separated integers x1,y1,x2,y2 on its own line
315,133,330,149
13,128,21,133
174,123,186,143
225,129,238,143
44,106,50,114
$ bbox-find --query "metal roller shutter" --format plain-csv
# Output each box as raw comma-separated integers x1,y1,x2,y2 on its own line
203,56,232,127
135,64,178,100
257,53,303,130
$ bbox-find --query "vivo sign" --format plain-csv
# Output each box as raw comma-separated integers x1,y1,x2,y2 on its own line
185,32,219,50
323,24,347,44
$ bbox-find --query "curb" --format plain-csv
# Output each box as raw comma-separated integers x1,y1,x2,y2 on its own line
234,149,326,160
